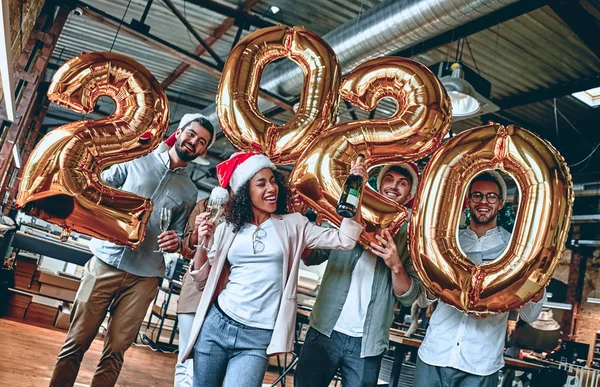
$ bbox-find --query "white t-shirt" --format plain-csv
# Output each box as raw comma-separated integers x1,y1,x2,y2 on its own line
218,218,283,330
333,249,377,337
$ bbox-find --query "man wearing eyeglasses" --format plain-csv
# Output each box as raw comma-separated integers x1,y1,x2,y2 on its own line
414,171,546,387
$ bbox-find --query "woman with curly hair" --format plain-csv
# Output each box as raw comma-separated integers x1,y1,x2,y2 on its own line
181,151,365,387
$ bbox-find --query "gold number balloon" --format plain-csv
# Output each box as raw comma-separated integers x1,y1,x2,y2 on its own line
410,124,573,314
15,52,170,248
217,25,341,164
291,57,452,246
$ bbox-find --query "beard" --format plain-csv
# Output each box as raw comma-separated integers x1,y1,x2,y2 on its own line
174,139,197,162
471,206,498,225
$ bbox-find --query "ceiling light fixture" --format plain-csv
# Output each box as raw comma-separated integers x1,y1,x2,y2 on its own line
270,6,280,14
433,38,499,122
444,63,480,117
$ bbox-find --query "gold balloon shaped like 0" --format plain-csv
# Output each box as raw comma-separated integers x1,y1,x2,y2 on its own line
410,124,573,314
217,25,341,164
291,56,452,246
15,52,170,248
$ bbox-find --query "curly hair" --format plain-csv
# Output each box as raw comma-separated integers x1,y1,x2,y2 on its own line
225,169,291,233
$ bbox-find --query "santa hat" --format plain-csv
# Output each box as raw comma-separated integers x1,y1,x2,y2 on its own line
376,162,419,198
158,113,216,152
216,152,275,193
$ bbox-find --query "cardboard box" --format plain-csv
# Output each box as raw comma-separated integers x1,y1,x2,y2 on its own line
38,271,80,291
14,271,33,290
29,280,41,293
7,305,27,319
54,303,71,330
25,295,60,327
9,292,32,309
15,260,38,275
39,283,77,302
29,271,42,293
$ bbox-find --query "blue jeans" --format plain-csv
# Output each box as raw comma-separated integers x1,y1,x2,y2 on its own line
414,355,499,387
295,327,383,387
193,303,273,387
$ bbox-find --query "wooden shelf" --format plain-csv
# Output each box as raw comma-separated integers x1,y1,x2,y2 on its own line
9,287,70,304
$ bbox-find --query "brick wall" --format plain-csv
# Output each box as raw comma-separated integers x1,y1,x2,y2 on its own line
0,0,46,101
574,259,600,364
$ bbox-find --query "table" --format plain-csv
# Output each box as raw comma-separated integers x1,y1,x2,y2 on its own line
9,230,93,266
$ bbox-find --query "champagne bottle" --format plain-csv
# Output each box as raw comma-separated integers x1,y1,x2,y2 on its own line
336,154,365,218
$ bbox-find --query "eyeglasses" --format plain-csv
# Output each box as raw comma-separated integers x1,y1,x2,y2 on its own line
469,192,501,204
252,226,267,254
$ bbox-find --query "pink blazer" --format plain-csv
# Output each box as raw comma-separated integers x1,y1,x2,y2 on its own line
183,212,363,360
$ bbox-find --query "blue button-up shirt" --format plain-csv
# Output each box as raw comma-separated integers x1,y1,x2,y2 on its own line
89,149,197,277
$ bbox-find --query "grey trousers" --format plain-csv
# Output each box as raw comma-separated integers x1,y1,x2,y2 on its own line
414,356,499,387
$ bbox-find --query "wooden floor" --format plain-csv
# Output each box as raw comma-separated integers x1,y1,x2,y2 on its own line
0,318,294,387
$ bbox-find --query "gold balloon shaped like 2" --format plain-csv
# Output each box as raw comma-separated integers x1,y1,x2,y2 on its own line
15,52,170,248
410,124,574,314
291,57,452,246
217,25,341,164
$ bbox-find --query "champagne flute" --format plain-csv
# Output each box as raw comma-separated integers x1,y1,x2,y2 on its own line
154,208,172,253
195,205,224,250
194,186,230,251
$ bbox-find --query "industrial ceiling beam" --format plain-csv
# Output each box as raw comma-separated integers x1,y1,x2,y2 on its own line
77,1,222,77
549,0,600,61
183,0,278,29
167,94,209,110
393,0,548,59
494,75,600,110
76,1,293,111
161,0,224,68
160,0,261,89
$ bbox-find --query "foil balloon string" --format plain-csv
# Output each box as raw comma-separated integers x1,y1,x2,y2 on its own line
15,52,170,248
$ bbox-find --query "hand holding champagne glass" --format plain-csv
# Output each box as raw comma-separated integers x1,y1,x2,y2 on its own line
195,187,230,250
196,204,224,250
154,208,172,253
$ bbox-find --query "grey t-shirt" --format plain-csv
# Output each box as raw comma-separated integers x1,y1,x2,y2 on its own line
90,149,197,277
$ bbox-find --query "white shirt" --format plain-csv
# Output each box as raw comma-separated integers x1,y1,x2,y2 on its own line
458,227,511,263
418,226,546,376
218,219,283,330
333,249,377,337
